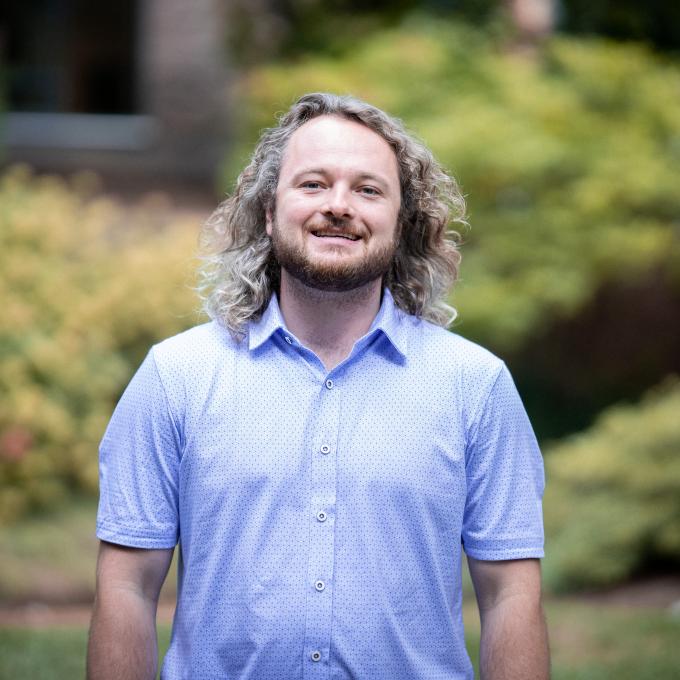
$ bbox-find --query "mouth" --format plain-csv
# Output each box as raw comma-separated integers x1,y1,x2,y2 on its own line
311,230,361,242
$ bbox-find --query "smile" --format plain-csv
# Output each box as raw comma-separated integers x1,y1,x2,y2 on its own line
311,231,361,241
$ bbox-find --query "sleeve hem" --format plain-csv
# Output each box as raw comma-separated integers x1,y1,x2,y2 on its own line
464,545,544,561
97,524,177,549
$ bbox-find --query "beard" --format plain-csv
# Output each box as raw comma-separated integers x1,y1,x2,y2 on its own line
270,217,399,293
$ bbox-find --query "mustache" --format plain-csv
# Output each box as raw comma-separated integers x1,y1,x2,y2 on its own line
307,216,352,230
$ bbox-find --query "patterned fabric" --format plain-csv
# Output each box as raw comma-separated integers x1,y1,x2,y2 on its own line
97,289,545,680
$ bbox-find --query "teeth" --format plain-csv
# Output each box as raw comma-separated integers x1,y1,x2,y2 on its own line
313,232,359,241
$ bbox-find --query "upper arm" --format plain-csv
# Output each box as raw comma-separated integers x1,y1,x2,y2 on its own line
462,365,545,562
467,557,543,613
95,540,174,604
97,351,181,551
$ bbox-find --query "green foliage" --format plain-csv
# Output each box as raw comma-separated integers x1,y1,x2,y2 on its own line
0,498,178,604
223,19,680,356
543,379,680,591
225,0,423,65
0,167,200,524
560,0,680,53
0,499,98,603
223,18,680,441
545,600,680,678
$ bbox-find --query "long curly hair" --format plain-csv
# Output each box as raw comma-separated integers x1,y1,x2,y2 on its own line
198,92,465,338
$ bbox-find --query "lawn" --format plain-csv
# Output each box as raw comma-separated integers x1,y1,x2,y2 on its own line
1,502,679,678
1,599,678,679
0,625,172,679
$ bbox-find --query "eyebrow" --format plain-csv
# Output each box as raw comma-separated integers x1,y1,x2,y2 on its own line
290,168,391,190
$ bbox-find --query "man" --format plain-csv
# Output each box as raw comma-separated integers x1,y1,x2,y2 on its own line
88,92,549,679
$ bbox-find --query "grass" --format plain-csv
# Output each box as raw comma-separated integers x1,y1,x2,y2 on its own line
0,627,90,679
0,625,172,680
1,601,678,679
2,503,678,677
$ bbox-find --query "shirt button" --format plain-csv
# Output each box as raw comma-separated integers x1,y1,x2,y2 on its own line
320,444,331,455
325,379,334,389
315,580,325,591
310,650,322,662
316,511,327,522
284,335,292,344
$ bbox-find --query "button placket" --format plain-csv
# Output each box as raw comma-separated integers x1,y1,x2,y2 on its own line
302,375,341,678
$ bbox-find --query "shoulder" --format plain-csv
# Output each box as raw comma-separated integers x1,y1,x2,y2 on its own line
138,321,242,421
409,316,505,385
152,319,235,357
393,315,512,440
149,320,240,380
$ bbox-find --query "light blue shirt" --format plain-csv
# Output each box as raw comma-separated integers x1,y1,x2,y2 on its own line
97,289,544,680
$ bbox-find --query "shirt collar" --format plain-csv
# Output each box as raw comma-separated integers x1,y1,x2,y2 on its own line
248,288,409,358
366,287,408,358
248,292,288,351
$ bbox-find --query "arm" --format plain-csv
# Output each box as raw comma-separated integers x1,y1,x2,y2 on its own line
468,557,550,680
87,541,174,680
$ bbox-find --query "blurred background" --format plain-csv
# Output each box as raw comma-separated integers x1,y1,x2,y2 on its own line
1,1,679,677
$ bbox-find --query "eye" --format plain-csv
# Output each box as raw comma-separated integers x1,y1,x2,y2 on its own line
358,186,380,196
300,181,323,190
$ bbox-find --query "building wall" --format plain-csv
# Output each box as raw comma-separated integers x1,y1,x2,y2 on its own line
3,0,231,192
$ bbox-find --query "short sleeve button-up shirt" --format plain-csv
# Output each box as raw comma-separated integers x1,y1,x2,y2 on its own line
97,289,545,679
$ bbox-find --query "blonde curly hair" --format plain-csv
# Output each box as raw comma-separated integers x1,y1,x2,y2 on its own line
198,92,465,338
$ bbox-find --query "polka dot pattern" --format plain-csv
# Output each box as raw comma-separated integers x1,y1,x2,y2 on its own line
97,289,544,679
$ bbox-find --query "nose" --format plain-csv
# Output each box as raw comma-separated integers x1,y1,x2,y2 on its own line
323,184,354,219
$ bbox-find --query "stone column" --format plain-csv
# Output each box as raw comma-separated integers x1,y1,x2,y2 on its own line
137,0,230,183
507,0,557,45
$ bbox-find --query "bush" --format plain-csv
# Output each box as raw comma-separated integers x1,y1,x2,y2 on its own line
0,167,201,524
543,379,680,591
224,18,680,353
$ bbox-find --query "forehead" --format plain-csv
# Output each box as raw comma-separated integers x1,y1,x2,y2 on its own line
279,115,399,180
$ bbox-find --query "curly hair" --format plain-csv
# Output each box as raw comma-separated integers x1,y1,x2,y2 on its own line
198,92,465,338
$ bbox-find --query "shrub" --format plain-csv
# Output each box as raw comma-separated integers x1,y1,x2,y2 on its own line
543,379,680,591
223,18,680,440
223,19,680,353
0,167,201,524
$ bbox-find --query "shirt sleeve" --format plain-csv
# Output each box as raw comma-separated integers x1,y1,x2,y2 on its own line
96,348,181,549
462,363,545,560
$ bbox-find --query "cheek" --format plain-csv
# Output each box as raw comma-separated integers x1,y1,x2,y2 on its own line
370,206,400,233
280,197,317,224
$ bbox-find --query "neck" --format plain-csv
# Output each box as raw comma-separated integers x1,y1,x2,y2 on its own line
278,271,383,371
